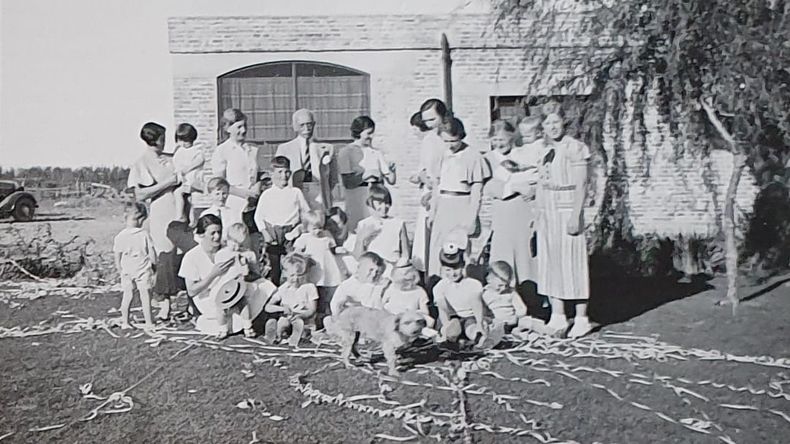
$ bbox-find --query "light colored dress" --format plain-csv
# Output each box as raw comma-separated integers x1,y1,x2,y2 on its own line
428,144,491,277
293,232,344,287
536,136,591,300
412,131,445,272
128,150,182,295
211,139,261,222
485,144,543,284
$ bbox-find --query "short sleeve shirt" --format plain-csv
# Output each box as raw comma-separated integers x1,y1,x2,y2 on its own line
211,140,261,189
179,246,219,307
113,227,155,279
382,287,429,315
357,216,405,263
433,277,484,318
418,131,445,180
330,277,385,314
437,144,491,193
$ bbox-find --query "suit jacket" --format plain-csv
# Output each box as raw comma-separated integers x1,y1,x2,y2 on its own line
276,136,338,209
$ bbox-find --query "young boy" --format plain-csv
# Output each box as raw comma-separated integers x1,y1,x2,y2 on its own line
482,261,531,334
113,202,157,331
201,177,242,242
433,246,487,345
254,155,311,285
326,207,357,276
172,123,205,225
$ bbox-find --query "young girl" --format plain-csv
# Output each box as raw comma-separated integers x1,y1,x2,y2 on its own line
432,245,487,344
113,202,157,331
381,262,435,331
484,120,541,288
427,116,491,279
264,253,319,346
293,210,345,328
172,123,205,225
353,185,409,278
482,261,532,336
537,102,593,338
338,116,397,230
214,223,263,283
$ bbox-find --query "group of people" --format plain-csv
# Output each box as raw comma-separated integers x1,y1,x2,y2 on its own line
113,97,593,349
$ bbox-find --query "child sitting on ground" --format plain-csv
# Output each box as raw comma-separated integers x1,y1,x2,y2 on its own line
254,155,310,286
294,210,346,328
264,253,318,346
113,202,157,331
433,243,487,345
324,252,387,331
353,185,409,279
201,177,242,242
172,123,205,225
482,261,531,335
212,223,260,339
381,261,437,336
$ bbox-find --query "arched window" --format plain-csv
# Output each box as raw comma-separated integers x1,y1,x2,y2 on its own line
218,61,370,159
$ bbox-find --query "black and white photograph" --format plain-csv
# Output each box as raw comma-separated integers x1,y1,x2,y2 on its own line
1,0,789,442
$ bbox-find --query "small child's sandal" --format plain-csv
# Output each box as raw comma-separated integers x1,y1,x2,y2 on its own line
244,327,256,338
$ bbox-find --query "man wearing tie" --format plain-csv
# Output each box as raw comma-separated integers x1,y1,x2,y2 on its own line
276,109,338,211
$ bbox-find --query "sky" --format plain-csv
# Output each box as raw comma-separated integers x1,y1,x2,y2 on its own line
0,0,487,168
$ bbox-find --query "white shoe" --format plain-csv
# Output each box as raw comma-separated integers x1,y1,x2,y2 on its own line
568,317,593,339
545,316,570,337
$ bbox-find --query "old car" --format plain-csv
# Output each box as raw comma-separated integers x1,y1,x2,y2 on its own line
0,180,38,221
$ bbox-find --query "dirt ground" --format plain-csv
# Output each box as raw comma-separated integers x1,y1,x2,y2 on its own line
0,199,788,443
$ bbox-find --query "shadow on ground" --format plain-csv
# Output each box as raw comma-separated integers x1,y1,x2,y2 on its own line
588,274,714,326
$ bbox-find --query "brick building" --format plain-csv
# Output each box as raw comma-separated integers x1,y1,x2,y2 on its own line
168,13,757,249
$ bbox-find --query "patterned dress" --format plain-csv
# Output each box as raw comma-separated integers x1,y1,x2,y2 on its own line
536,136,590,300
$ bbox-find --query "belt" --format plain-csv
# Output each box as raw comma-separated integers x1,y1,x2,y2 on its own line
439,190,471,196
542,184,576,191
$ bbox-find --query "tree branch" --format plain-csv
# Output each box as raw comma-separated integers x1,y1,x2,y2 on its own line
699,97,737,148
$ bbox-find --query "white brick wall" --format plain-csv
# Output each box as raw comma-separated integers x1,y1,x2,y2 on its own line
169,13,759,246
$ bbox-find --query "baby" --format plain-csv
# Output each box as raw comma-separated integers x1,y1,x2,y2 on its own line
113,202,157,331
482,261,531,335
172,123,205,225
381,261,437,336
325,252,387,324
213,223,260,338
264,253,319,346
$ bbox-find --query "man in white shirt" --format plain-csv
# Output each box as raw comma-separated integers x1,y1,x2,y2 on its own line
276,109,338,211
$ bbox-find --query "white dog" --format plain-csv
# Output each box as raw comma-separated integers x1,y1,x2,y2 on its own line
329,307,427,376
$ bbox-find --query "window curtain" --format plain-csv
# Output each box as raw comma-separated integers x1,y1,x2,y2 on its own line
296,76,369,141
218,77,293,144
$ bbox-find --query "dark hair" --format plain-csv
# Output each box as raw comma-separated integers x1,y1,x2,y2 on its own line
439,116,466,140
221,108,247,130
195,213,222,235
206,177,230,192
419,98,448,117
271,155,291,170
124,201,148,218
140,122,166,147
350,116,376,140
366,184,392,207
410,112,429,132
327,206,348,224
175,123,198,143
360,251,385,270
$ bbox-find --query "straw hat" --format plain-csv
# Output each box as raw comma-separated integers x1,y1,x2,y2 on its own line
211,277,247,310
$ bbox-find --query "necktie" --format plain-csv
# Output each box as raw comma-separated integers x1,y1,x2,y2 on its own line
303,139,313,182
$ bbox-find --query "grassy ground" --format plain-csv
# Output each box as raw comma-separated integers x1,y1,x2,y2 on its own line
1,200,789,443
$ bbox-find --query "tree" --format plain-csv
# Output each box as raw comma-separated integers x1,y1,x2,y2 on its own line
495,0,790,313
